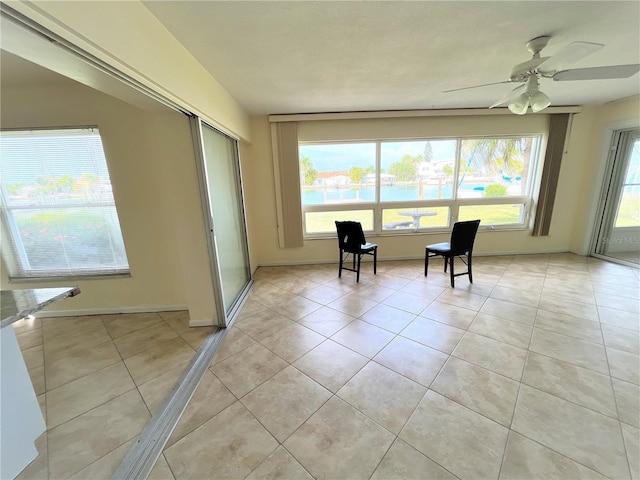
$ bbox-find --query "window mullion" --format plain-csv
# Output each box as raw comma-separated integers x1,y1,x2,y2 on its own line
452,139,462,223
375,141,381,232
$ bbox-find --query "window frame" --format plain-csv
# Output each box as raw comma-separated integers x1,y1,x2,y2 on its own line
299,135,542,238
0,127,130,281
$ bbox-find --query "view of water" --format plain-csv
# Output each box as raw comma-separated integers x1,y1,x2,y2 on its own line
302,184,487,205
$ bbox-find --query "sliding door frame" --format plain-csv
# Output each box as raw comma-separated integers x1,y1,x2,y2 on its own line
590,120,640,267
190,116,253,327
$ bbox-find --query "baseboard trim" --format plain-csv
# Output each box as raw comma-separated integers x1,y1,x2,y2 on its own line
255,249,577,268
188,319,214,328
35,304,188,318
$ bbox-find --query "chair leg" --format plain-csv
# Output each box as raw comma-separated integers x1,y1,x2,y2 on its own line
468,253,473,283
443,255,448,273
373,248,377,275
356,254,361,282
449,255,455,288
424,250,429,276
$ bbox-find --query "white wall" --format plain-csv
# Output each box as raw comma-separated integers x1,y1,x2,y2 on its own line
1,82,217,324
150,113,218,325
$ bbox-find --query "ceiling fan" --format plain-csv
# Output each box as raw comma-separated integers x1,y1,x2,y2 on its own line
445,36,640,115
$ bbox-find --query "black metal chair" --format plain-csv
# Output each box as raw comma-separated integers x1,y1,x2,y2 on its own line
335,221,378,282
425,219,480,288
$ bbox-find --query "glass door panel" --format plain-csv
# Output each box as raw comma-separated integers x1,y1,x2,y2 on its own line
613,140,640,228
200,123,251,315
593,129,640,265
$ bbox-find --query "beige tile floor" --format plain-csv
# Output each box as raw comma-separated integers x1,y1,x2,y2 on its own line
12,253,640,480
605,251,640,266
12,310,210,480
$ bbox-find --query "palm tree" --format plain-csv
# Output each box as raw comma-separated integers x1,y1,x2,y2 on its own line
460,138,532,194
300,155,318,186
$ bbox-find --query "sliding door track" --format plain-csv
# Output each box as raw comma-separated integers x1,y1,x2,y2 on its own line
111,326,229,479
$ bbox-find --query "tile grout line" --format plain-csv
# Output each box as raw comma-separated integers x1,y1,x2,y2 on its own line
39,318,51,480
502,264,627,480
496,259,537,479
595,275,637,480
239,367,331,480
41,314,153,479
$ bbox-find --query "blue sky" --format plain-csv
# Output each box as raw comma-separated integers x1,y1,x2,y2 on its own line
300,140,456,172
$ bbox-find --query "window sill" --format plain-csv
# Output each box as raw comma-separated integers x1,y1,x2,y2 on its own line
304,226,531,241
8,272,132,283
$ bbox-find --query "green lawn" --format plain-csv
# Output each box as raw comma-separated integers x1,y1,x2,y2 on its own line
615,192,640,227
15,209,127,269
305,204,523,234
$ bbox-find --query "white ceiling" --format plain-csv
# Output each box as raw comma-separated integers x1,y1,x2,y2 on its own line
142,0,640,115
2,2,639,117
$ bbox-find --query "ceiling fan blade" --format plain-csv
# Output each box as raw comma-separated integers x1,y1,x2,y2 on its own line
443,80,513,93
489,84,526,108
537,41,604,75
553,64,640,81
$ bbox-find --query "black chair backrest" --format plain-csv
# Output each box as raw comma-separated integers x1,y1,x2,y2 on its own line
335,221,366,251
450,219,481,256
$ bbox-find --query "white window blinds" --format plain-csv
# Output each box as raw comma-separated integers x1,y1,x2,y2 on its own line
0,128,130,280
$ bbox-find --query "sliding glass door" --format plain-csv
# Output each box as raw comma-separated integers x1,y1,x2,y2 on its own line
592,128,640,265
199,121,251,323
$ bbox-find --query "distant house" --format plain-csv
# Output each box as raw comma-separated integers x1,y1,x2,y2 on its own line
417,158,455,180
363,173,396,185
314,171,351,187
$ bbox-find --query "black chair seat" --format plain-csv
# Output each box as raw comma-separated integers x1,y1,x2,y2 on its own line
335,221,377,282
424,242,450,253
425,220,480,288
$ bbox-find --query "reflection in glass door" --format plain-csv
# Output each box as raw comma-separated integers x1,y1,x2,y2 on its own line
199,122,251,323
593,128,640,265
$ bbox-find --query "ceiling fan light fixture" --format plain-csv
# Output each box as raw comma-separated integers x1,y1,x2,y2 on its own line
508,93,530,115
530,90,551,113
507,76,548,114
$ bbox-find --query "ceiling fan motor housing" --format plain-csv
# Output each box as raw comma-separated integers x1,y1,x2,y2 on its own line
509,57,550,82
509,36,552,82
526,36,551,55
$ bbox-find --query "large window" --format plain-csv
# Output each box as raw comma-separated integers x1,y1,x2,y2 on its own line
0,128,129,280
299,136,541,236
